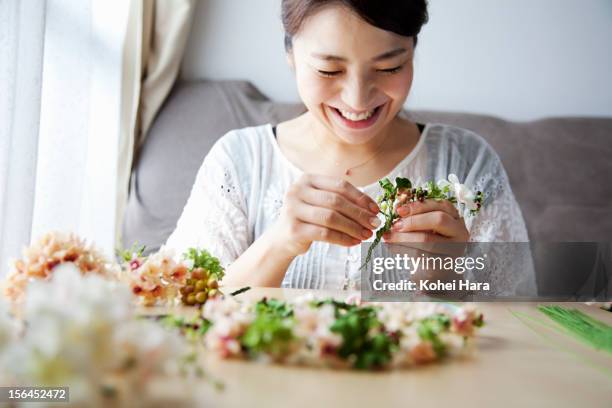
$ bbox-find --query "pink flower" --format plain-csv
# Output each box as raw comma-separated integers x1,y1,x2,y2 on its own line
129,259,141,271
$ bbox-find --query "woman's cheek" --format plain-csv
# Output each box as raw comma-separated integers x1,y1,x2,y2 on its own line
297,73,338,109
381,68,413,105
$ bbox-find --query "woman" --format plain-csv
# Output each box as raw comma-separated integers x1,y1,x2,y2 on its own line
166,0,535,295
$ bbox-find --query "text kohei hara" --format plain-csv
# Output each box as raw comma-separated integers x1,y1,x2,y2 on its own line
370,253,490,292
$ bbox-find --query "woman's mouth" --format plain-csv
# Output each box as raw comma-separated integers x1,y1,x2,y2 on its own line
329,103,385,130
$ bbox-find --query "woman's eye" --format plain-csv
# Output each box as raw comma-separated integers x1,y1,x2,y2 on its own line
377,65,404,74
317,70,342,78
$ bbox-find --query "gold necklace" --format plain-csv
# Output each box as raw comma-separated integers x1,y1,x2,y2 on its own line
312,133,391,176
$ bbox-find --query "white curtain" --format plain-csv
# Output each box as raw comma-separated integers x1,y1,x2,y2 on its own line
0,0,194,278
0,0,46,278
0,0,131,278
30,0,130,257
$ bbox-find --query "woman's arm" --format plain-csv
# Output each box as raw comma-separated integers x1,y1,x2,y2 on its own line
224,174,380,287
222,225,298,287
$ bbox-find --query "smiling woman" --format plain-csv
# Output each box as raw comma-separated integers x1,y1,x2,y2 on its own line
165,0,536,296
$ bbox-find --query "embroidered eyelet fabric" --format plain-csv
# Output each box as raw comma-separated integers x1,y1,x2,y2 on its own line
166,123,536,295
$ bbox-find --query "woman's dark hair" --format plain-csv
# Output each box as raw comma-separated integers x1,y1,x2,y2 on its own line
282,0,429,51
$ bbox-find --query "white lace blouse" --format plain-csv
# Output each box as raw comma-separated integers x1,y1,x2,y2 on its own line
166,123,537,295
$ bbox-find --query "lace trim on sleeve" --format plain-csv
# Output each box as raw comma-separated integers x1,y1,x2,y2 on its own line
165,141,249,268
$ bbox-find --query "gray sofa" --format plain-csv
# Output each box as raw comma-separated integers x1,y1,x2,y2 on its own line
123,80,612,296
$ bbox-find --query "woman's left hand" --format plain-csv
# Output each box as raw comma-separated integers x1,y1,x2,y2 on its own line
383,199,469,243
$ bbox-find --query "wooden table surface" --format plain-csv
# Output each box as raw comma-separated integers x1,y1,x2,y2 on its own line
146,287,612,408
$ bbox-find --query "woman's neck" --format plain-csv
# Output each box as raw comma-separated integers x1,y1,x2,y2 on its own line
276,111,420,187
304,111,394,163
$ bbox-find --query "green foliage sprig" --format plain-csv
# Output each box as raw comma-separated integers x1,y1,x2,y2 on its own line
416,314,451,357
240,298,295,358
329,304,398,369
184,248,225,280
116,242,146,262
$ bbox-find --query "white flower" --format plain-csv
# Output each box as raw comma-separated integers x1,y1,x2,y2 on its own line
3,267,189,404
438,174,478,211
0,299,14,348
0,298,21,383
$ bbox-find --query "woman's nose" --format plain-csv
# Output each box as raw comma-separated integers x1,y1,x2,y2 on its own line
341,74,374,111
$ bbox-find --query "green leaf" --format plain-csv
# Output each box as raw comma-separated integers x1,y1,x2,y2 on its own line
240,298,295,358
116,242,146,262
416,314,451,357
184,248,225,280
330,306,397,369
379,178,395,198
255,298,294,318
395,177,412,190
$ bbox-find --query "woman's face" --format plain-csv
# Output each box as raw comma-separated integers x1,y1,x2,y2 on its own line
288,5,415,145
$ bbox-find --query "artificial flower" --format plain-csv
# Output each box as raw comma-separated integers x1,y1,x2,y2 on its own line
198,295,483,370
1,266,191,406
2,232,118,305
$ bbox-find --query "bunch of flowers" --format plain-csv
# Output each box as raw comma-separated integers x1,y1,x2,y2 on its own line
119,245,189,306
0,266,192,406
2,232,118,305
119,246,225,307
1,231,227,309
198,294,484,370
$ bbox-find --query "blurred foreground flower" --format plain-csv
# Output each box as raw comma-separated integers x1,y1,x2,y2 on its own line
0,266,192,407
2,232,118,304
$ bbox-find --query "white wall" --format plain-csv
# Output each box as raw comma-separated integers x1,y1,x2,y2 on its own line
181,0,612,121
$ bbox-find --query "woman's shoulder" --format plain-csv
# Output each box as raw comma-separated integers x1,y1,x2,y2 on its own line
211,123,274,156
425,123,495,154
421,122,506,182
202,124,279,173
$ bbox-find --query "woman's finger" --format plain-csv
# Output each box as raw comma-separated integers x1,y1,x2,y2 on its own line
304,174,379,214
297,223,361,247
382,231,450,251
382,231,467,256
391,211,465,238
298,188,382,231
397,198,459,219
292,202,373,241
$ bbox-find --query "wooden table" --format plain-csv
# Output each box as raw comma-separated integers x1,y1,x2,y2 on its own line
148,288,612,408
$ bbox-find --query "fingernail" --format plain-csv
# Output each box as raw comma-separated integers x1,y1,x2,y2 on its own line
369,203,379,214
382,232,391,240
369,217,381,228
391,221,402,231
397,206,408,217
361,229,372,239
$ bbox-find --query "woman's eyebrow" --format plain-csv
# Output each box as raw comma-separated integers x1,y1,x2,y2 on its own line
311,47,408,62
372,47,408,61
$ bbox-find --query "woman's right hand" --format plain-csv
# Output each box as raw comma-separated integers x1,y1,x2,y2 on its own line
270,174,381,257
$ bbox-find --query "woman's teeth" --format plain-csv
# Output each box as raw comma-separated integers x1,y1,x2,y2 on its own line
338,107,376,121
